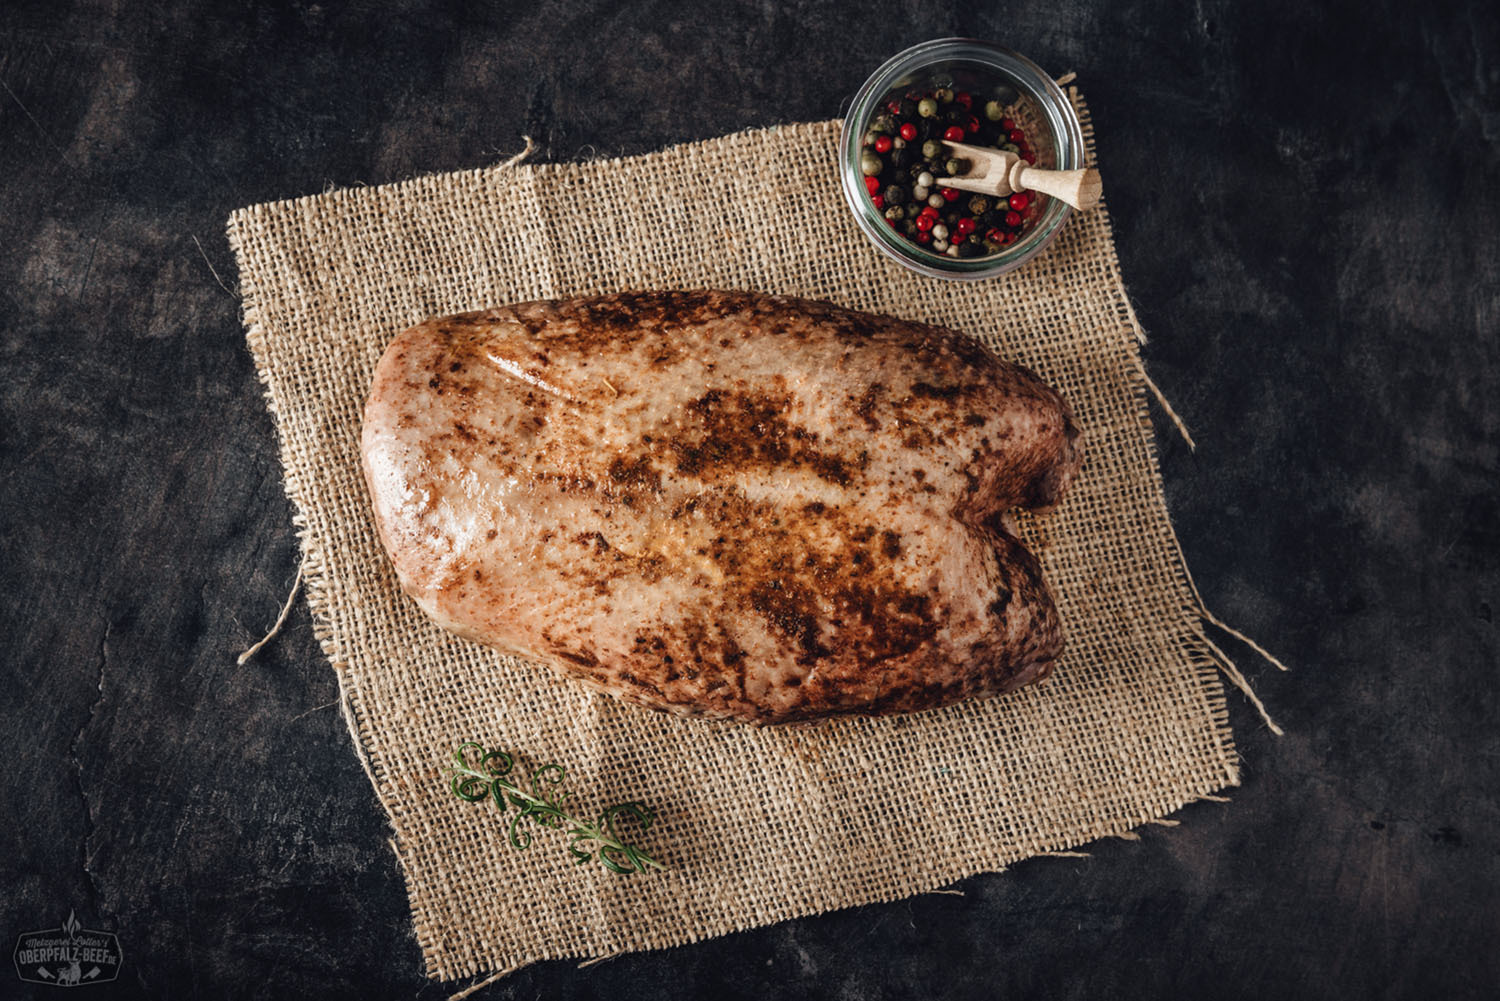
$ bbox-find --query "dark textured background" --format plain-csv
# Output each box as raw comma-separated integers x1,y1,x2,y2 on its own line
2,1,1496,998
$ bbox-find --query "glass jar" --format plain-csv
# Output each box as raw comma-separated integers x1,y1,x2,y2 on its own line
840,38,1086,280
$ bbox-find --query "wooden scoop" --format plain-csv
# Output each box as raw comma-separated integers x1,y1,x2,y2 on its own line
936,140,1102,210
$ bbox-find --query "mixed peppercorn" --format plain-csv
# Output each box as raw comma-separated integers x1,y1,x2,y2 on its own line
859,84,1040,258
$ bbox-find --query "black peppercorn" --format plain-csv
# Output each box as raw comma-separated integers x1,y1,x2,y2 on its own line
898,98,917,118
883,184,908,205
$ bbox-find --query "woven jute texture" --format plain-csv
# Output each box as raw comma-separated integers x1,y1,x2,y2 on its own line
228,93,1238,983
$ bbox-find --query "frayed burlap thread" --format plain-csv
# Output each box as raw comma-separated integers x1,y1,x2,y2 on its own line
228,92,1241,983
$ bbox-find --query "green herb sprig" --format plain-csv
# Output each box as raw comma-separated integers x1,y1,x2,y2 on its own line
449,742,665,874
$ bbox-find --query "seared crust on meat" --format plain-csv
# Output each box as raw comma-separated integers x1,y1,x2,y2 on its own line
361,291,1081,723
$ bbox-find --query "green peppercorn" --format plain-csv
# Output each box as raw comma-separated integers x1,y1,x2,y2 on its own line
883,204,906,222
984,100,1006,122
968,195,991,215
873,113,896,133
1001,142,1020,154
944,157,967,176
861,152,882,176
983,239,1004,255
917,97,938,118
934,86,954,104
921,140,943,160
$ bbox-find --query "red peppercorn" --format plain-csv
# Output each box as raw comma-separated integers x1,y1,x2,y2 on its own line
942,126,965,141
1000,118,1015,131
921,205,940,218
1005,210,1022,227
887,100,903,115
966,115,981,133
1003,232,1017,244
914,214,935,232
915,230,932,244
887,216,900,228
1021,151,1036,164
872,194,884,209
1008,128,1025,144
956,217,976,236
955,91,973,108
864,175,881,195
1008,192,1029,211
899,122,917,141
874,135,892,153
986,227,1005,243
941,187,962,202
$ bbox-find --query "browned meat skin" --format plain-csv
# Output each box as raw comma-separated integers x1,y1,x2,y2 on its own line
360,291,1081,724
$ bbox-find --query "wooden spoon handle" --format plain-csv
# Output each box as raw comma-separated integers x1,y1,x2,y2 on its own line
1010,164,1102,210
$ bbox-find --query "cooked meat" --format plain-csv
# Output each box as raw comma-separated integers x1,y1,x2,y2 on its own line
361,290,1081,724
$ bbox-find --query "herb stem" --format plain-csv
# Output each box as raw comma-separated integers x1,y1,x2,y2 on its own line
449,743,664,874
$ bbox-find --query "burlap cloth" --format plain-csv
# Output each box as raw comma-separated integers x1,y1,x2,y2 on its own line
228,92,1240,983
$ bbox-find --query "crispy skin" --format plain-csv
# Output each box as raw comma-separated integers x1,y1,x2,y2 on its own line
361,291,1081,724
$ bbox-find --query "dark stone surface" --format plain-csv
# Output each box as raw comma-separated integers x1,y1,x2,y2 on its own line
2,1,1496,997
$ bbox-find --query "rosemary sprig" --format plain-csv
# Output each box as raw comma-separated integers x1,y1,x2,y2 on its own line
448,742,665,874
